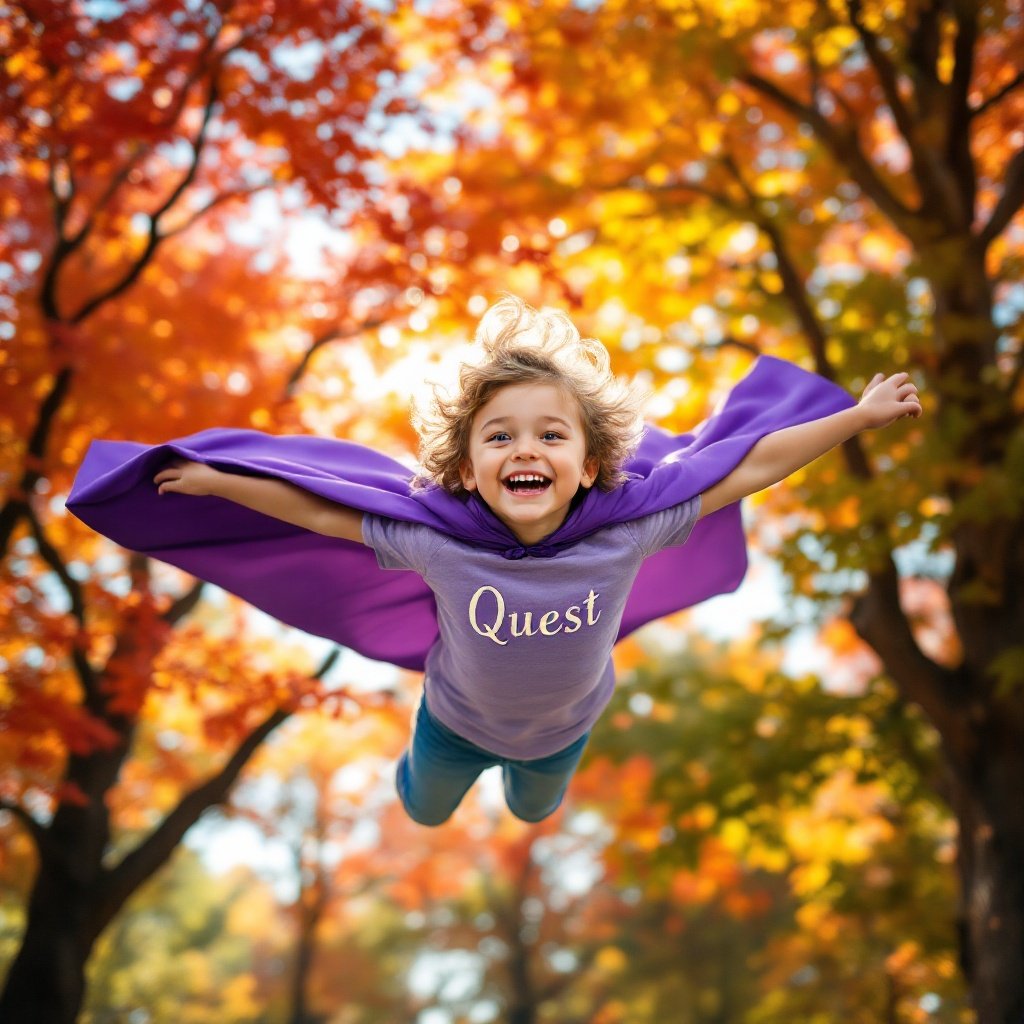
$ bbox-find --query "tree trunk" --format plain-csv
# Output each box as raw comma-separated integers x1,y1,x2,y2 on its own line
0,707,291,1024
508,1005,537,1024
947,737,1024,1024
0,857,93,1024
288,885,329,1024
935,243,1024,1024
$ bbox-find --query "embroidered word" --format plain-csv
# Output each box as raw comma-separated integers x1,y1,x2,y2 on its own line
468,585,601,647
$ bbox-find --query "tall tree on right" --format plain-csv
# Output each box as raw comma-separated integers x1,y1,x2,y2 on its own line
396,1,1024,1019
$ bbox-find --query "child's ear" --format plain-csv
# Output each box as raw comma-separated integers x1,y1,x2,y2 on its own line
581,456,599,489
459,459,478,492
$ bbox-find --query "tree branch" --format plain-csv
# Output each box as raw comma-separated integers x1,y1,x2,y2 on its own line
944,3,979,225
904,0,943,122
163,578,207,626
851,0,970,227
24,502,85,625
845,0,917,144
92,647,341,938
150,78,221,228
978,146,1024,249
41,10,237,314
22,499,105,706
719,150,847,382
695,335,764,359
704,162,959,770
69,77,221,324
6,31,248,549
46,149,74,239
159,182,275,241
0,799,48,854
65,143,153,256
285,317,389,394
0,364,74,557
92,706,291,938
970,70,1024,120
849,560,972,770
740,71,922,234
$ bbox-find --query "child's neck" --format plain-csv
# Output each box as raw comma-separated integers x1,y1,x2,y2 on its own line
508,520,563,546
478,498,574,547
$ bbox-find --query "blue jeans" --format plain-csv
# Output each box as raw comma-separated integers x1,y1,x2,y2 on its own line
397,696,591,826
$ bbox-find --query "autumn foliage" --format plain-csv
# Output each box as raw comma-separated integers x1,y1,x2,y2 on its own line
2,1,1023,1022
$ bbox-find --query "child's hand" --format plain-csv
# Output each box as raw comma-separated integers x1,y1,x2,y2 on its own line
154,458,221,496
857,371,922,430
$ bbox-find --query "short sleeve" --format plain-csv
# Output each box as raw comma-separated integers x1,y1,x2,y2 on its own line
624,494,702,559
361,514,448,576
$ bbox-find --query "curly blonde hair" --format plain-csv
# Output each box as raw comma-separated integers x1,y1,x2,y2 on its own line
414,294,645,495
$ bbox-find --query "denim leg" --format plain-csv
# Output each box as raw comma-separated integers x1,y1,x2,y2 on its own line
397,697,498,826
503,731,590,823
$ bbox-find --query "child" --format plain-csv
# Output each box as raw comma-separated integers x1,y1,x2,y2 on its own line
138,295,921,826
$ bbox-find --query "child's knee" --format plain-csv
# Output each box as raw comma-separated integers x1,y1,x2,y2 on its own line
509,807,555,824
401,796,456,827
395,756,460,826
505,795,563,823
393,778,454,827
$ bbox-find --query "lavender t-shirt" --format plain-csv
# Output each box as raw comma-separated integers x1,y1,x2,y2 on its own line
361,495,701,759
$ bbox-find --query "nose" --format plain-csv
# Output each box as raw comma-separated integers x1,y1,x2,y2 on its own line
511,436,539,460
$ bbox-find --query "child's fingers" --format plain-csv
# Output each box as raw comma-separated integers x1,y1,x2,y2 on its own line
864,372,885,392
154,463,183,492
901,391,922,417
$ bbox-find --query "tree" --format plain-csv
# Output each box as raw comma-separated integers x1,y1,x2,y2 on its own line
578,627,966,1021
0,2,429,1020
80,848,276,1024
224,710,411,1024
391,1,1024,1018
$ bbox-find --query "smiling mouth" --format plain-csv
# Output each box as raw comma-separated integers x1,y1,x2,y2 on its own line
502,473,552,496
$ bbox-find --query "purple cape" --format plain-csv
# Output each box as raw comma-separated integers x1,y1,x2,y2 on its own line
66,356,855,670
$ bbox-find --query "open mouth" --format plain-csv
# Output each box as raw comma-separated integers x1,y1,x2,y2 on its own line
502,473,552,496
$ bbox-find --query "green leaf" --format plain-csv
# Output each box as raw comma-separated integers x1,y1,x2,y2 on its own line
987,646,1024,700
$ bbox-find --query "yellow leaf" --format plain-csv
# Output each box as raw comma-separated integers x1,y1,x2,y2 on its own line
222,975,260,1016
717,92,742,116
748,844,789,872
814,26,858,65
697,121,724,156
720,817,749,852
645,162,672,185
595,946,627,973
791,860,830,896
918,496,950,517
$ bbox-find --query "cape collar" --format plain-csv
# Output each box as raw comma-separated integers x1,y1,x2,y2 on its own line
411,485,628,559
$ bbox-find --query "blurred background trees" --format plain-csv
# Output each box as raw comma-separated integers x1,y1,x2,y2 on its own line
1,0,1021,1022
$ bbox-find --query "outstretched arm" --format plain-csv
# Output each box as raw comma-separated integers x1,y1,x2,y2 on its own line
153,460,366,544
698,370,922,519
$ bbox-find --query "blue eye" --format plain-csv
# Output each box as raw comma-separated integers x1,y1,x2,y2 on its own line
542,431,563,441
487,432,511,442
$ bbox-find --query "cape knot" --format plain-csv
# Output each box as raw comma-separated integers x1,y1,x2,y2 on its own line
500,543,559,560
529,543,559,558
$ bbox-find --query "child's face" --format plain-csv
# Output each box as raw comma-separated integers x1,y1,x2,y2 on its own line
460,382,599,545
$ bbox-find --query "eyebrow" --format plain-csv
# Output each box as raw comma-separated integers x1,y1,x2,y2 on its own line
480,415,574,433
